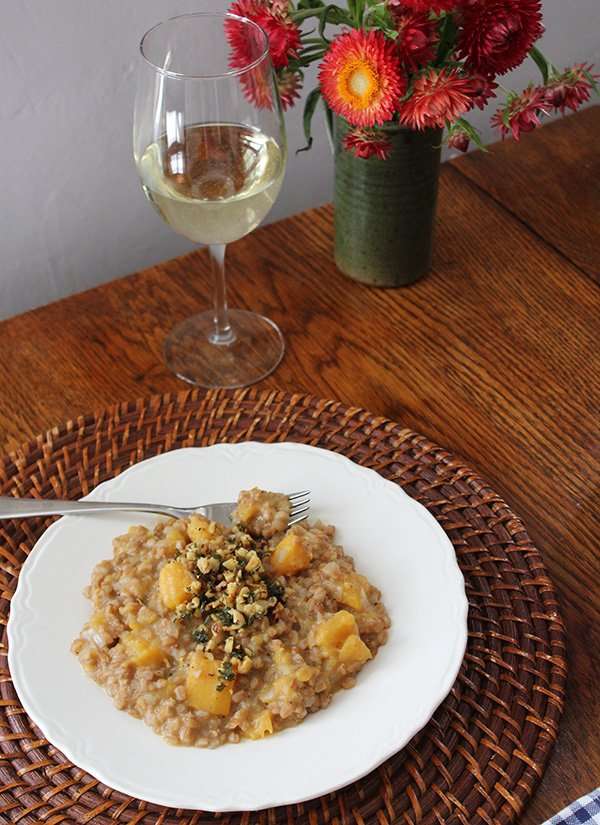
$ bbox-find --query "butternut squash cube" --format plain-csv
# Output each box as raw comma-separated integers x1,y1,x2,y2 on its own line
159,561,194,609
315,610,357,651
165,526,187,548
270,533,312,576
186,652,233,716
122,632,165,667
296,664,317,682
187,515,220,544
340,579,365,611
339,634,372,665
247,710,273,740
272,647,315,684
235,499,260,524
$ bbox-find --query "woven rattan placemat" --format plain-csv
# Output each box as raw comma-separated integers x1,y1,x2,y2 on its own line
0,389,566,825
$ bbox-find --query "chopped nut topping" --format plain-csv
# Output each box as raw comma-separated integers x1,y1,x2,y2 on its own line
168,521,285,690
237,656,253,674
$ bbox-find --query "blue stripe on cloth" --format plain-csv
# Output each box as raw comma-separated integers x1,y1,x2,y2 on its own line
545,789,600,825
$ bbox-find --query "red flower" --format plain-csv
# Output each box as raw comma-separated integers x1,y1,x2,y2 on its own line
447,124,470,152
277,69,302,110
239,67,274,110
343,128,393,160
544,64,599,113
228,0,301,70
468,74,497,110
399,67,474,130
319,29,406,128
458,0,544,76
398,0,459,13
491,85,549,140
236,66,301,112
393,10,438,71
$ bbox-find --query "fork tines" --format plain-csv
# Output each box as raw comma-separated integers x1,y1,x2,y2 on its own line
288,490,311,526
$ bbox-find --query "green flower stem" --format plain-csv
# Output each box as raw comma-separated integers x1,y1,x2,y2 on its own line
362,3,385,25
354,0,366,27
496,83,513,95
529,45,558,83
290,7,326,23
301,36,329,45
298,42,328,53
291,50,326,68
453,118,487,151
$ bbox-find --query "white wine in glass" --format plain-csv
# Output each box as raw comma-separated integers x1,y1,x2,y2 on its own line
138,123,284,245
134,13,287,388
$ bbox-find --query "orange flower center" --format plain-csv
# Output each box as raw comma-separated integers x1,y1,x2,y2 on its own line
337,59,380,109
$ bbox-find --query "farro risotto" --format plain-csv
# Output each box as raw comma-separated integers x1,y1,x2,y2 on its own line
72,489,390,747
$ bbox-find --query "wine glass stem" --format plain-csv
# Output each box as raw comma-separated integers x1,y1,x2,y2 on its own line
209,243,235,346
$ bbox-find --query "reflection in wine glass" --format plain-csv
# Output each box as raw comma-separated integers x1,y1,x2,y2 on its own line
134,13,287,388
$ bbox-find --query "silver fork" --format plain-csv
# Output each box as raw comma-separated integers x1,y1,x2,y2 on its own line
0,491,311,526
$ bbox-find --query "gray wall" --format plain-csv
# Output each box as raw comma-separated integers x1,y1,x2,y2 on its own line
1,0,598,320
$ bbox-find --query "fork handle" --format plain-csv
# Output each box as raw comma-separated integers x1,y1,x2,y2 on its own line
0,497,179,520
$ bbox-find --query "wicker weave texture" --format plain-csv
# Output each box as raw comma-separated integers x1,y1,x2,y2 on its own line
0,389,566,825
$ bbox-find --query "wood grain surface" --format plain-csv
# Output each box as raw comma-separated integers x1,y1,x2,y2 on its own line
453,106,600,284
0,108,598,825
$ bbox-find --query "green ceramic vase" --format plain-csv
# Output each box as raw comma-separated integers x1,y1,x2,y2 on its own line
334,117,443,287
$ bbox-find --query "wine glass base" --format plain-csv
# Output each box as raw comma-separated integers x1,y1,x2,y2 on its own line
164,309,284,389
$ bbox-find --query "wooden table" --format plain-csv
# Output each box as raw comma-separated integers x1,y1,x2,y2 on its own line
1,106,598,824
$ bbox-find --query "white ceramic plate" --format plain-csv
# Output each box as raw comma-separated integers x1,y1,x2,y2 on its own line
8,443,467,812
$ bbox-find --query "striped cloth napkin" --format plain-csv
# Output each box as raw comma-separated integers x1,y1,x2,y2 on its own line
545,789,600,824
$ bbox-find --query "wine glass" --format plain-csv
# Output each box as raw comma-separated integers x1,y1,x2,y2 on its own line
134,12,287,388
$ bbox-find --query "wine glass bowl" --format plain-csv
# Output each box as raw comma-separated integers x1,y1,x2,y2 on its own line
134,13,287,388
